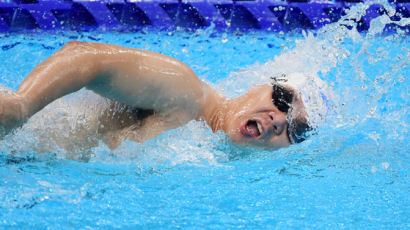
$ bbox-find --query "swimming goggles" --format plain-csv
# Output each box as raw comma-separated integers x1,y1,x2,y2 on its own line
271,75,311,144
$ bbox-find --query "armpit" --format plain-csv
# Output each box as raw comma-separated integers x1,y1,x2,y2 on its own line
101,110,192,149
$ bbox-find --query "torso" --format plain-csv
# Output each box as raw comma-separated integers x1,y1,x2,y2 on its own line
96,101,155,149
97,100,194,150
26,94,172,159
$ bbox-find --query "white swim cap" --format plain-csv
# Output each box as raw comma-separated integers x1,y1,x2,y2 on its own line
271,72,334,128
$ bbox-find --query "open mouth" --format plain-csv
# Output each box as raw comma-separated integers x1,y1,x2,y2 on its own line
240,119,263,138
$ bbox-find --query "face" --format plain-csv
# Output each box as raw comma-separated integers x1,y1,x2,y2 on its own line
222,84,308,150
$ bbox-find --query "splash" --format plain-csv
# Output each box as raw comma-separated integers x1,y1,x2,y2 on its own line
0,89,230,165
0,1,408,165
217,1,409,134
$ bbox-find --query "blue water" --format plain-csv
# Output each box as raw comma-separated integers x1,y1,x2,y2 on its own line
0,5,409,229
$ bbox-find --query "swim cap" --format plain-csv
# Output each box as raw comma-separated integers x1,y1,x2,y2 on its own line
271,72,334,129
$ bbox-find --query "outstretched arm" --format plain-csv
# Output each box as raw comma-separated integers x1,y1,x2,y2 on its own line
17,41,205,119
0,41,211,136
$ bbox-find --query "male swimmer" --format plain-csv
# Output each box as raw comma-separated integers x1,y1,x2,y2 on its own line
0,41,310,150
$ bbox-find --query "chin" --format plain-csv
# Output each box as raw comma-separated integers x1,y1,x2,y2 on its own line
228,131,290,150
226,130,245,144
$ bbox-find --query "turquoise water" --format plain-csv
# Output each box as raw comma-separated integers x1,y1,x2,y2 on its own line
0,5,409,229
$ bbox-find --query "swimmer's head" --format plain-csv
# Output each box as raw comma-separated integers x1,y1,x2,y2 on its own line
220,77,311,149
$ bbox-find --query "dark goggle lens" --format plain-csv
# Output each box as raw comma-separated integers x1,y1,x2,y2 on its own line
272,83,312,144
288,121,312,144
272,84,293,113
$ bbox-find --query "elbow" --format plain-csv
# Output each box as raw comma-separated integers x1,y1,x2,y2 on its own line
59,41,103,61
60,41,90,53
65,40,84,47
58,41,101,76
61,41,106,55
59,41,100,63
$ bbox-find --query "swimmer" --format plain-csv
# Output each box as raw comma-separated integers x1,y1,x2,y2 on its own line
0,41,310,150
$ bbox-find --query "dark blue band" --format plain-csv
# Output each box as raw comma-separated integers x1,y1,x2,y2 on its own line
0,0,408,32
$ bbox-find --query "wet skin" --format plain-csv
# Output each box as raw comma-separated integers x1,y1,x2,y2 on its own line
0,41,307,151
221,84,291,149
214,83,308,149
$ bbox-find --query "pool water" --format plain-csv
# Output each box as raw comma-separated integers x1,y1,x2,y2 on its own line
1,3,409,229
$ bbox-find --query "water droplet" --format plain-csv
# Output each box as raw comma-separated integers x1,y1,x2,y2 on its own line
381,162,389,170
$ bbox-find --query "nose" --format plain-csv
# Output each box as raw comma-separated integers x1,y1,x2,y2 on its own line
268,111,287,135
